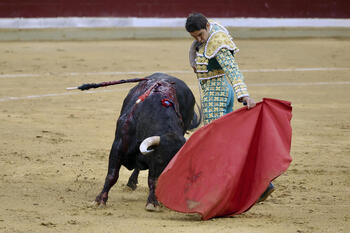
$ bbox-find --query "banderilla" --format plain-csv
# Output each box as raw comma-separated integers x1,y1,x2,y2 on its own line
66,78,148,91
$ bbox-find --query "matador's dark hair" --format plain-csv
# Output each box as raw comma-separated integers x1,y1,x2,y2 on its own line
185,13,209,32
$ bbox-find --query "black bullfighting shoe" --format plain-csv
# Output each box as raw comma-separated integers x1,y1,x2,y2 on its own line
257,183,275,203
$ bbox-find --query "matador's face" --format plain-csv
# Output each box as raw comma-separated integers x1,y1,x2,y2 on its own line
189,23,210,44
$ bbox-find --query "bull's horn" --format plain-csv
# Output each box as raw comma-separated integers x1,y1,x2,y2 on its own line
139,136,160,155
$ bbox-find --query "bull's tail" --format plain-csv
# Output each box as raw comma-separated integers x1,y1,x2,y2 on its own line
188,102,202,130
66,78,148,91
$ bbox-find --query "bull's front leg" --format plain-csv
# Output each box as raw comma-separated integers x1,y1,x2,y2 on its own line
145,175,160,211
94,141,122,206
127,168,139,190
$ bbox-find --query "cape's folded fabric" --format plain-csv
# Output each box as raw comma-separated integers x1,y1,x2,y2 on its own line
156,98,292,220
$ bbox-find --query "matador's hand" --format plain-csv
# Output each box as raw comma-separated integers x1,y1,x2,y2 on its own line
241,96,256,109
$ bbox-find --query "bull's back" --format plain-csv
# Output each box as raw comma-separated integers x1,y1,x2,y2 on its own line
117,73,198,136
147,73,196,128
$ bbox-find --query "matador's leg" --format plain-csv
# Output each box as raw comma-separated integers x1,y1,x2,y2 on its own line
201,77,233,125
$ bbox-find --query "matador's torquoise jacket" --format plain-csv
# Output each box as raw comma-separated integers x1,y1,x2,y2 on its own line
189,21,250,124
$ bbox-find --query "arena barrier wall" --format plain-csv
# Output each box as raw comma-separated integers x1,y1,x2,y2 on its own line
0,0,349,40
1,0,349,18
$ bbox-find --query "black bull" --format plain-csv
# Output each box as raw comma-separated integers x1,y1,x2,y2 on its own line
94,73,201,210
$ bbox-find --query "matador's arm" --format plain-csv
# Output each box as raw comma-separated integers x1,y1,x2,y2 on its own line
215,48,249,102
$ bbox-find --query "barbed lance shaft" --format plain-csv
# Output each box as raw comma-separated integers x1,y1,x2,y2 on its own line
66,78,148,91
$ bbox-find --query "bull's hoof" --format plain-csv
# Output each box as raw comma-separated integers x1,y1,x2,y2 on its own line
89,201,99,208
145,203,161,212
126,181,137,191
90,200,106,208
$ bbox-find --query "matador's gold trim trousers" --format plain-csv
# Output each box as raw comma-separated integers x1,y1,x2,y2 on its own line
200,77,234,125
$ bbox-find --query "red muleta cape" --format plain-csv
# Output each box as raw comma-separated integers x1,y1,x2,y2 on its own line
155,98,292,220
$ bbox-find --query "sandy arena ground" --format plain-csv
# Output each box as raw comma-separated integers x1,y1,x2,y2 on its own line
0,38,349,233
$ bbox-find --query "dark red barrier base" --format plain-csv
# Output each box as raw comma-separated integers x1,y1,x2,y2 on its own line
0,0,348,18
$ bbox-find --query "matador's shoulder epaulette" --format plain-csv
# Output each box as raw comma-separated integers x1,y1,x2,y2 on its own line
204,30,238,59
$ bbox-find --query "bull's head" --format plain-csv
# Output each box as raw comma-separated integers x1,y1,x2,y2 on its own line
139,133,186,178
